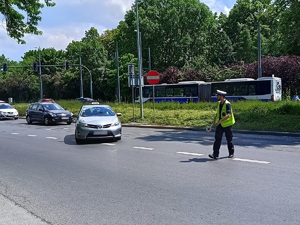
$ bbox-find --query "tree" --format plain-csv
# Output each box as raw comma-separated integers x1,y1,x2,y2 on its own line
0,0,55,44
224,0,277,62
116,0,216,71
66,27,108,99
275,0,300,55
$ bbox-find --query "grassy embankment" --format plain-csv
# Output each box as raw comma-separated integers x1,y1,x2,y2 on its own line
13,100,300,132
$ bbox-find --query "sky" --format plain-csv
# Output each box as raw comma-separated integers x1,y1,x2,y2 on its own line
0,0,236,62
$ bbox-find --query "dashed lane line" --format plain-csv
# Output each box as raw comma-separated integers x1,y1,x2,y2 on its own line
133,147,154,151
232,158,270,164
27,135,37,137
11,133,19,135
177,152,204,157
46,137,58,140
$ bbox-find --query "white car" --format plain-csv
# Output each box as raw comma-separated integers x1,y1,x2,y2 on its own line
75,104,122,144
0,103,19,120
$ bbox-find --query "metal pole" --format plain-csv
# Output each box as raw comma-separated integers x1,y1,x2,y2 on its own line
38,47,43,99
136,0,143,118
79,49,83,97
258,21,262,78
81,65,93,99
116,41,120,102
148,47,151,72
132,86,135,121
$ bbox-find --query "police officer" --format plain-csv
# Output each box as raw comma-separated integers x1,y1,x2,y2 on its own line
209,90,235,160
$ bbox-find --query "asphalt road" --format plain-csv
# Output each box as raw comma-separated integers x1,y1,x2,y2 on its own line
0,119,300,225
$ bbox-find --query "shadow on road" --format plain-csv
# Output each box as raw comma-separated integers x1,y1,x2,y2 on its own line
135,129,300,149
64,134,117,145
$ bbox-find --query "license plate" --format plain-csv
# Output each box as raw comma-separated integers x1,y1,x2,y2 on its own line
93,130,108,135
61,117,69,120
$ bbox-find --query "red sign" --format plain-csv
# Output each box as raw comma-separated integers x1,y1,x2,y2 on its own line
147,70,160,85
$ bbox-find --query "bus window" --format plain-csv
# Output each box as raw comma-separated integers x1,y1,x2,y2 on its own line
249,85,256,95
174,87,184,97
184,86,198,97
257,81,271,95
234,84,248,96
166,87,173,97
143,88,153,98
156,87,165,97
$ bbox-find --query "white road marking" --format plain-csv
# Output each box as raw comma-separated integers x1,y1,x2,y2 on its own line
133,147,154,151
233,158,270,164
28,135,37,137
177,152,204,157
11,133,19,135
46,137,58,140
103,143,116,146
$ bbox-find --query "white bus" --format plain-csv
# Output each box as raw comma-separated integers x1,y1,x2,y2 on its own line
210,76,282,102
135,76,282,103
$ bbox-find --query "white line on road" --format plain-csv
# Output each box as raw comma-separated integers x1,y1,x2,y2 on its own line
133,147,154,151
46,137,58,140
177,152,204,157
11,133,19,135
233,158,270,164
103,143,116,146
28,135,37,137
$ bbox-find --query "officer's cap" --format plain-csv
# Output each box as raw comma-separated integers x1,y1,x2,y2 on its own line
216,90,227,97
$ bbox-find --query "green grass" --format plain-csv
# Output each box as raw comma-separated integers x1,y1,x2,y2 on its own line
13,100,300,132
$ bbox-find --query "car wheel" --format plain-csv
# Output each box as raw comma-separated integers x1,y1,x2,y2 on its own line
26,116,32,124
14,117,18,120
67,121,72,125
44,117,50,125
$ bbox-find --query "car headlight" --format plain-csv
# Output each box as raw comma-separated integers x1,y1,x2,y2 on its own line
49,113,57,117
111,121,120,127
70,113,73,117
79,122,88,127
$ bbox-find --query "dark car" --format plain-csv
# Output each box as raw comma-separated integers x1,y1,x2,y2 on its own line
75,97,96,104
26,102,73,125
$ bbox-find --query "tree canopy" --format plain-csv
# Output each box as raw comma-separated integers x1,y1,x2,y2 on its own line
0,0,55,44
1,0,300,102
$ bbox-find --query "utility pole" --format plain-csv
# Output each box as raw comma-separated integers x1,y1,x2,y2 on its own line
136,0,143,118
258,21,262,78
79,48,83,97
116,41,120,102
34,46,43,99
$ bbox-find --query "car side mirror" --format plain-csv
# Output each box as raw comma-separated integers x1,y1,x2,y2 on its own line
39,108,44,112
117,113,122,117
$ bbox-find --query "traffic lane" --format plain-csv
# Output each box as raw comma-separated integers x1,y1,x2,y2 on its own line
1,121,300,224
128,127,300,169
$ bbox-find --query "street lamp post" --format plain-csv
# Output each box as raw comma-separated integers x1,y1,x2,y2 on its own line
136,0,143,118
258,21,262,78
34,46,43,99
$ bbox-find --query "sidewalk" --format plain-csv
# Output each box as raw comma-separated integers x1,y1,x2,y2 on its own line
0,195,48,225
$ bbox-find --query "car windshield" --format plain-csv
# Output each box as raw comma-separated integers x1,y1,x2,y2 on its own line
0,104,13,109
43,103,64,110
81,107,115,117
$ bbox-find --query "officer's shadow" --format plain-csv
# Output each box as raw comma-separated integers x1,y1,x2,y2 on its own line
180,157,228,163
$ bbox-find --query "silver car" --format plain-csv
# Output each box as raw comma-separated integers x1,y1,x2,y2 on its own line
0,103,19,120
75,104,122,144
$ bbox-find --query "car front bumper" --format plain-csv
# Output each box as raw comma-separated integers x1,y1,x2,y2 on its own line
75,124,122,140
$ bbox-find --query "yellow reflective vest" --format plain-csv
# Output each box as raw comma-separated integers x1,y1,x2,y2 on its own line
216,100,235,127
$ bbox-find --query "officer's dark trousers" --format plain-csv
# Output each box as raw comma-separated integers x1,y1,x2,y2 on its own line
213,125,234,157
